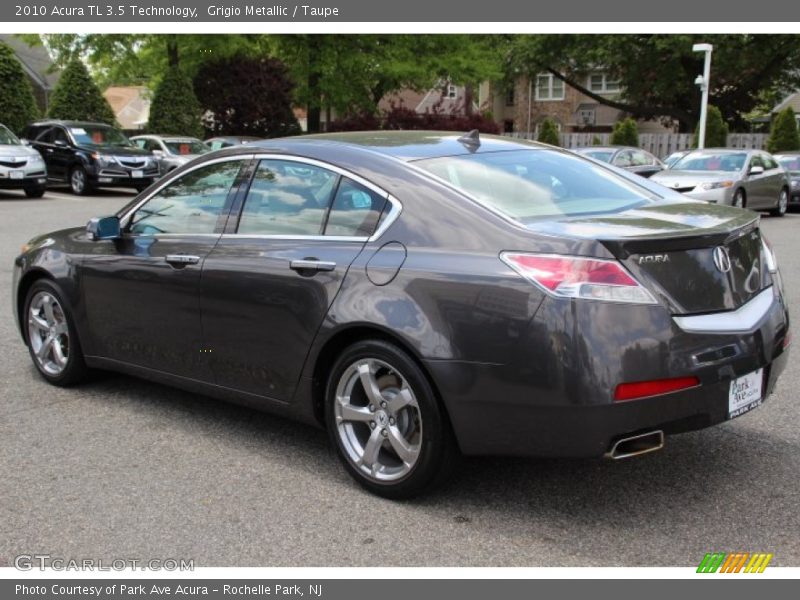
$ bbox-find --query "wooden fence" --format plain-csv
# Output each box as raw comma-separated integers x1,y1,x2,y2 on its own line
503,132,769,158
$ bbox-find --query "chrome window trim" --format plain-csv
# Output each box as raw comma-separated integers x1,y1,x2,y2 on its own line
119,154,255,229
672,286,776,334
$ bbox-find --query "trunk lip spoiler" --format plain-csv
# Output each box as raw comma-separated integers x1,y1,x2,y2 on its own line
672,286,776,334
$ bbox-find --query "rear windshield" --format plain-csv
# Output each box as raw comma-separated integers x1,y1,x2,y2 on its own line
672,151,747,172
414,149,657,221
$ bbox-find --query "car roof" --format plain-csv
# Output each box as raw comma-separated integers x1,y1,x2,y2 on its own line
133,134,200,141
575,146,628,152
214,131,549,162
28,119,114,128
774,151,800,156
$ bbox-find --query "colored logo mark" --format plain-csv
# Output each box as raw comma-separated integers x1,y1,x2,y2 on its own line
697,552,773,573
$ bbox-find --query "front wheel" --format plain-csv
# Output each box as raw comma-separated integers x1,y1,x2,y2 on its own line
771,189,788,217
325,340,459,499
69,166,92,195
24,280,89,386
24,186,45,198
733,188,746,209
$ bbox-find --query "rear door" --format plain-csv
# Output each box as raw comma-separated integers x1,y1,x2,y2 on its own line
744,153,770,208
761,153,785,208
199,156,389,401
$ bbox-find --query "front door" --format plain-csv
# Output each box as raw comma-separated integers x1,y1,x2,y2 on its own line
200,157,389,401
79,157,248,380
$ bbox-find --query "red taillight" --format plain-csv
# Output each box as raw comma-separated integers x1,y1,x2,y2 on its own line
614,376,700,402
500,252,656,304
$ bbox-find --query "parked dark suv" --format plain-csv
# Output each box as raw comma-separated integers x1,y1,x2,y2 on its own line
23,120,159,195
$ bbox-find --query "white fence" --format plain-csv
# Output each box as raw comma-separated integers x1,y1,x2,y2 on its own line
503,132,769,158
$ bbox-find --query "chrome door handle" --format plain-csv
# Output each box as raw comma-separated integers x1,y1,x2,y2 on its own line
290,259,336,272
165,254,200,266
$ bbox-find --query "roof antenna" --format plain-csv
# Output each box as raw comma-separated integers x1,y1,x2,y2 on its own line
457,129,481,150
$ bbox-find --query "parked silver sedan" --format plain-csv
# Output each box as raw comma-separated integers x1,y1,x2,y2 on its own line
650,148,791,216
130,135,209,177
0,122,47,198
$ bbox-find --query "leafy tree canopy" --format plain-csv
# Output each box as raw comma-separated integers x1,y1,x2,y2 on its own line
0,41,39,133
537,118,560,146
693,105,729,148
610,118,639,146
767,107,800,153
147,65,203,137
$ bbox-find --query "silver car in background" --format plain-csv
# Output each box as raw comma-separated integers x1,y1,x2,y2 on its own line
0,122,47,198
130,135,209,176
650,148,791,216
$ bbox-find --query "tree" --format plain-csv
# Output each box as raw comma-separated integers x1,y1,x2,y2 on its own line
48,57,116,123
0,41,39,133
611,118,639,146
767,107,800,153
193,55,300,137
694,105,729,148
537,118,560,146
508,34,800,132
147,65,203,137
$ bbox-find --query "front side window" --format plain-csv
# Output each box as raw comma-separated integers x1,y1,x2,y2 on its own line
129,160,242,235
238,160,337,236
415,149,658,221
535,74,565,101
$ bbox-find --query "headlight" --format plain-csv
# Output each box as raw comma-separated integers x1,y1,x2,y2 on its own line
28,153,44,164
700,180,734,190
792,180,800,189
91,153,115,167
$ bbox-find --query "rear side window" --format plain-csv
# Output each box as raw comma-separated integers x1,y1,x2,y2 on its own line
325,178,387,237
415,149,657,221
238,160,337,235
129,160,242,235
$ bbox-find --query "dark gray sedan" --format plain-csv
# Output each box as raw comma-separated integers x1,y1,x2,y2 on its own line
12,131,790,498
651,148,791,216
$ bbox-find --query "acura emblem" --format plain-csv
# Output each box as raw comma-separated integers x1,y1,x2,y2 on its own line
713,246,732,273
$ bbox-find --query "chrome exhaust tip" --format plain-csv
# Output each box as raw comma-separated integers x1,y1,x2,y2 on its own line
605,430,664,460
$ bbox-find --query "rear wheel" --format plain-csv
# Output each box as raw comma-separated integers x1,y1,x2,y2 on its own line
325,340,459,499
771,188,788,217
24,280,89,386
69,166,92,195
733,188,746,209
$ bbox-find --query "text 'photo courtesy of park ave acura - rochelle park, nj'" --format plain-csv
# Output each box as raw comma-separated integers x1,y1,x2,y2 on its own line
1,28,800,584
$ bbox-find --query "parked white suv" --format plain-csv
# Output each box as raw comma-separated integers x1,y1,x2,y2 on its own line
0,123,47,198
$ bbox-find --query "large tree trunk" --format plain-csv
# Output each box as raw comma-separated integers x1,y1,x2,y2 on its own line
306,36,322,133
464,84,474,116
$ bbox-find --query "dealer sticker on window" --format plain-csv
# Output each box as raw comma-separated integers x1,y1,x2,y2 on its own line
728,368,763,419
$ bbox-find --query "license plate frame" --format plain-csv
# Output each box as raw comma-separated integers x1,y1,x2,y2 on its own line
9,170,24,180
728,368,764,419
131,170,144,178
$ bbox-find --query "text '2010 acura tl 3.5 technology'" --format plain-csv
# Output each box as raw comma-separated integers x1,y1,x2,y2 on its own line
12,131,790,498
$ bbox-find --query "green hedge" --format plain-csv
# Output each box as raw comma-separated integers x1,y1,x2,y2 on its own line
0,41,39,133
48,57,116,124
148,66,203,137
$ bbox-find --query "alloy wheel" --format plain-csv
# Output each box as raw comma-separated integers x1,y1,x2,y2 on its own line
334,358,423,482
71,169,85,194
27,291,70,376
779,190,788,214
734,190,744,208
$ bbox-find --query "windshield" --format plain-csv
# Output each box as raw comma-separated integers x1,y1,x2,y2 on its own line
164,140,209,155
68,125,131,147
777,156,800,174
672,151,747,172
0,124,21,145
579,150,614,163
415,149,658,221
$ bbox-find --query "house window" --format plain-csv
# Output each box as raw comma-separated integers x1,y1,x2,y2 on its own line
587,73,621,94
505,86,515,106
535,73,565,101
446,84,457,99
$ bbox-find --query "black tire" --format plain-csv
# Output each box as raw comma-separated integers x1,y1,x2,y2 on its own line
770,188,788,217
324,340,460,499
134,185,149,193
733,188,746,209
69,166,93,195
24,186,45,198
23,279,89,386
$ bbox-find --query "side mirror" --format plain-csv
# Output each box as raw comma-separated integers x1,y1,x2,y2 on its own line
749,165,765,176
152,149,165,157
86,216,121,241
20,138,30,146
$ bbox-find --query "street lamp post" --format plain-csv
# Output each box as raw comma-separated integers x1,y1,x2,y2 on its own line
693,43,713,149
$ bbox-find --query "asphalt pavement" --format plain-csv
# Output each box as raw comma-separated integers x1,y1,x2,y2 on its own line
1,187,798,567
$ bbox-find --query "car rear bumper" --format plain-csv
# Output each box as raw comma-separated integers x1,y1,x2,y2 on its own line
426,286,789,458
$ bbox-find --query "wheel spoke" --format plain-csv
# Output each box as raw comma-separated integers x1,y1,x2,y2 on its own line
53,322,69,336
28,313,49,332
359,426,384,472
387,425,419,465
36,335,54,360
357,361,384,405
51,338,67,366
336,397,373,423
42,295,56,325
388,386,417,413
